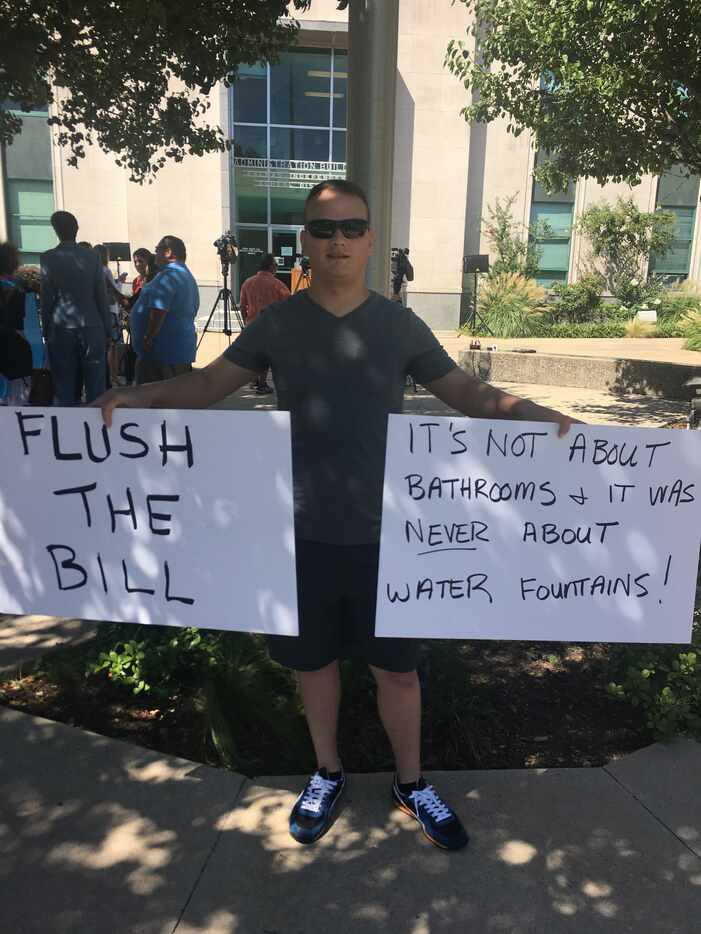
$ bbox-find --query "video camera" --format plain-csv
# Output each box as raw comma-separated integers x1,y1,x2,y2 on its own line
294,253,311,274
391,247,413,285
213,231,239,270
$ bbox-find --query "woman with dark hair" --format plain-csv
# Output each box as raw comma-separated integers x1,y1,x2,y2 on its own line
130,248,157,306
118,249,156,386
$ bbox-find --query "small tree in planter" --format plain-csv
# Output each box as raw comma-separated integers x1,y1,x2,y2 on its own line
483,193,547,280
576,198,675,306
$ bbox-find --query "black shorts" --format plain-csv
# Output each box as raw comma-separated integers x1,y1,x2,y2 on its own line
266,539,422,673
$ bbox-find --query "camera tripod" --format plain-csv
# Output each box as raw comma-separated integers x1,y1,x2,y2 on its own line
466,269,493,336
197,263,243,350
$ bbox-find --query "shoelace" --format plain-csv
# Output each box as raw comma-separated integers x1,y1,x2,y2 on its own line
299,773,339,815
410,784,453,823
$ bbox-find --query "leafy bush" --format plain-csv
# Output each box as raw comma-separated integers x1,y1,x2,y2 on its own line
653,283,701,321
680,310,701,352
607,649,701,738
483,194,544,280
87,624,222,696
547,274,604,323
477,272,546,337
539,321,627,338
654,319,687,338
81,623,311,773
577,198,675,305
624,318,656,338
600,303,635,322
608,557,701,740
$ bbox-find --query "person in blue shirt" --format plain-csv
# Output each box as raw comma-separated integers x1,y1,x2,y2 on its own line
130,235,200,385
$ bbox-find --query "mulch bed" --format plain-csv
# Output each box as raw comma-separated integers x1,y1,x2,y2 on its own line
0,638,651,775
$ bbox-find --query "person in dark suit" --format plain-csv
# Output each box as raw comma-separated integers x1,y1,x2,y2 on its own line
40,211,111,403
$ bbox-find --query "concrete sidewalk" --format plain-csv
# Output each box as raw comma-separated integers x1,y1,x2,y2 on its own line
214,379,688,427
1,705,700,934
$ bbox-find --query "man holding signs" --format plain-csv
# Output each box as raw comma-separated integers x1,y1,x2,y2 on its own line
96,180,575,851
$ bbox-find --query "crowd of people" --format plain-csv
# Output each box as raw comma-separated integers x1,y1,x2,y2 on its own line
0,210,201,405
0,207,416,407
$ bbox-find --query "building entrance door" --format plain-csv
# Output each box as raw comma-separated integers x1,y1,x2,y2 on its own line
272,228,301,291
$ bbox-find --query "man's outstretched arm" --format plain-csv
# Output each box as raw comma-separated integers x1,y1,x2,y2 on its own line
93,355,257,427
426,365,579,437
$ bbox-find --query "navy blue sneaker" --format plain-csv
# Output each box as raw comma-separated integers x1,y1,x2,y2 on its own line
289,768,346,844
392,776,469,850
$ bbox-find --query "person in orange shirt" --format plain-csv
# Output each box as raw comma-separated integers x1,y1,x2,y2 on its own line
239,253,291,394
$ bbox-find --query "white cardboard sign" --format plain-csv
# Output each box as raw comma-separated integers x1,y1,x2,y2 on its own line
0,407,298,635
376,415,701,643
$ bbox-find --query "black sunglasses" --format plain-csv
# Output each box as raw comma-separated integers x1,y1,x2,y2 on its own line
305,218,369,239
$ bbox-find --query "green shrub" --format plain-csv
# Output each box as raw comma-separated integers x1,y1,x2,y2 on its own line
80,623,311,773
539,321,627,338
87,624,222,696
681,310,701,351
477,272,546,337
547,274,604,323
600,303,635,322
654,319,687,338
608,559,701,740
654,293,701,320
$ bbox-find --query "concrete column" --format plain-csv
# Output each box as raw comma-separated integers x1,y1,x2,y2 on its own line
347,0,399,295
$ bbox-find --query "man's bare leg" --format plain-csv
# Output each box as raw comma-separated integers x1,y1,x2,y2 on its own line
297,660,342,772
370,665,421,783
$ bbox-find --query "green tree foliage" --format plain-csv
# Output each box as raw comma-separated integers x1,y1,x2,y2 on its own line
0,1,314,182
445,1,701,191
576,197,675,304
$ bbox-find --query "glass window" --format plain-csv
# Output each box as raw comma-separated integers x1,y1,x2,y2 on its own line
332,51,347,128
657,167,700,207
532,149,575,203
332,130,346,164
270,49,332,127
530,151,575,283
232,125,268,224
5,179,55,262
4,114,53,180
270,127,329,162
530,201,573,283
235,227,269,300
650,167,700,279
3,105,56,265
233,63,267,124
271,187,307,226
232,125,267,159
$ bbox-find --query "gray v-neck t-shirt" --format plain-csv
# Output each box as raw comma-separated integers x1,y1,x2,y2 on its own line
224,290,456,544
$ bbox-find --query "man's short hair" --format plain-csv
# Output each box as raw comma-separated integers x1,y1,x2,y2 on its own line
94,244,109,265
304,180,371,222
50,211,79,241
159,236,187,261
0,242,20,275
259,252,277,272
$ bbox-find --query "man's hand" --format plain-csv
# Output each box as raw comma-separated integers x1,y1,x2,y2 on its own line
91,386,152,428
143,334,154,352
552,413,584,438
